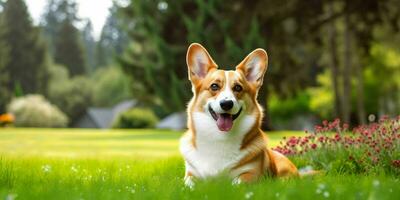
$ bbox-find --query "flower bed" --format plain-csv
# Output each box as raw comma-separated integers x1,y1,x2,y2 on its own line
273,116,400,175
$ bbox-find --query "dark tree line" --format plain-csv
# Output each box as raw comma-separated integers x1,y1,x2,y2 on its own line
42,0,86,76
117,0,400,128
0,0,131,114
0,0,48,113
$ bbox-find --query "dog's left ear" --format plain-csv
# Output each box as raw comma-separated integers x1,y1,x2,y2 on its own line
236,48,268,89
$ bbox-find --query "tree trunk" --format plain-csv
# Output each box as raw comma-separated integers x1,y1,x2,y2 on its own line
355,58,366,124
328,2,341,119
342,1,352,124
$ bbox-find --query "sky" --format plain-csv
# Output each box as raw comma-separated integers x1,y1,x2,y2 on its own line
26,0,113,40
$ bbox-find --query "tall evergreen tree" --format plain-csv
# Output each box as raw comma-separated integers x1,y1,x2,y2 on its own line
42,0,79,55
41,0,59,55
42,0,86,76
1,0,49,100
81,19,96,72
96,4,128,68
54,19,86,76
0,11,10,113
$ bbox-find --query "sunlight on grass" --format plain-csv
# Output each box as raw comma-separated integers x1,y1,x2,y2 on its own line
0,128,302,159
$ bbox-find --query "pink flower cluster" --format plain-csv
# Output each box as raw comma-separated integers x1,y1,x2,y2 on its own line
273,116,400,170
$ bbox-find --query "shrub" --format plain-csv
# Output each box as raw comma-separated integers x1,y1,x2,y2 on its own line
7,95,68,127
269,91,311,122
112,108,159,129
47,65,93,124
273,116,400,175
91,67,132,107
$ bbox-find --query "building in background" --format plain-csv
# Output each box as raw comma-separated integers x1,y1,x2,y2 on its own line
74,100,136,129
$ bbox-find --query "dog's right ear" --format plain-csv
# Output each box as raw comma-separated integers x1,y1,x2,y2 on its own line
186,43,217,83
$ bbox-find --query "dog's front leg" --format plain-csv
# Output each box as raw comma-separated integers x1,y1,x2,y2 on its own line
184,172,195,188
232,171,259,185
183,161,197,188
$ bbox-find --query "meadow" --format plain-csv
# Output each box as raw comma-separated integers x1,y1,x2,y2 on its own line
0,128,399,199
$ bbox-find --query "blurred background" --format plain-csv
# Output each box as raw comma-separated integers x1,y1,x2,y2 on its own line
0,0,399,130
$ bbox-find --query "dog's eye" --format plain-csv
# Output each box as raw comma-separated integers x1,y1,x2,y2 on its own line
210,83,220,91
233,85,243,92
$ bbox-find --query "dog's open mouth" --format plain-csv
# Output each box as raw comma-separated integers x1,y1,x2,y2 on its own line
208,104,242,132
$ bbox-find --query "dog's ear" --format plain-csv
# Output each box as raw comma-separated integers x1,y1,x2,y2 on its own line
186,43,217,83
236,48,268,88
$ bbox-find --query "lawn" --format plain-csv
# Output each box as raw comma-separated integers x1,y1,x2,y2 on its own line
0,128,399,199
0,128,301,159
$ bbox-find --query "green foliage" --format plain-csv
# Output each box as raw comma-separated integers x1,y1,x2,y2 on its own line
13,82,23,97
0,0,49,99
308,70,334,119
365,43,400,115
7,94,68,127
269,92,311,121
112,108,159,129
91,67,132,107
96,4,127,68
54,20,87,76
81,20,96,72
0,12,9,113
117,0,321,115
48,64,93,124
309,42,400,119
42,0,80,55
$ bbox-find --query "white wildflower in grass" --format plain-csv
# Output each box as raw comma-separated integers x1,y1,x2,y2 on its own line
131,189,136,194
318,183,326,190
323,191,330,198
245,191,254,199
71,165,78,173
6,193,17,200
373,180,380,187
42,164,52,173
316,188,322,194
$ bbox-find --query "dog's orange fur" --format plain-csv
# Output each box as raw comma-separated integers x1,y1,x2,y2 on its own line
182,43,298,184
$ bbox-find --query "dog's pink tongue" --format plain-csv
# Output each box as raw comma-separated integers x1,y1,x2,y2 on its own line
216,114,233,132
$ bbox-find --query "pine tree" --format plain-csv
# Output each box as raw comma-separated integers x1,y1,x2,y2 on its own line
0,11,10,113
81,20,96,72
43,0,86,76
42,0,80,55
1,0,49,99
54,19,87,76
96,4,127,68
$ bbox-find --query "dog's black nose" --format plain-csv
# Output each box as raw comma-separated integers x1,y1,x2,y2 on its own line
220,100,234,111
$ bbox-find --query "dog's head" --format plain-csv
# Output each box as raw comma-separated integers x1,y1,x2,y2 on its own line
186,43,268,132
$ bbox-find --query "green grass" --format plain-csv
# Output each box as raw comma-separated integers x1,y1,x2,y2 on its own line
0,128,399,199
0,128,301,159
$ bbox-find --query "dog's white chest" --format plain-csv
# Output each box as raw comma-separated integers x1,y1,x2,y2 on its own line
191,138,244,177
180,112,255,178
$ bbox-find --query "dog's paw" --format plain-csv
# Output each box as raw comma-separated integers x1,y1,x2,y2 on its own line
232,177,242,185
184,176,195,189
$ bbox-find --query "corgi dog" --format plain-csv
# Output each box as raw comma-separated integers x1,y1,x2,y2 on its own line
180,43,298,187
